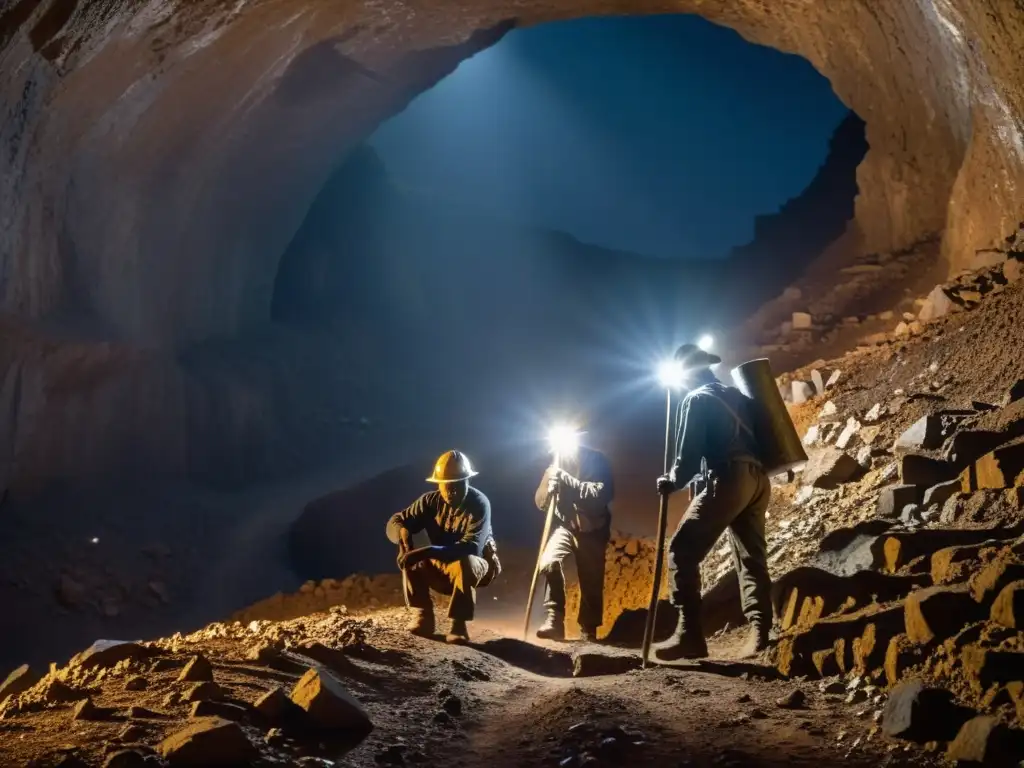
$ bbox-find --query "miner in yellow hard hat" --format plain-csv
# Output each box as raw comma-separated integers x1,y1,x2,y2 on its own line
386,450,500,644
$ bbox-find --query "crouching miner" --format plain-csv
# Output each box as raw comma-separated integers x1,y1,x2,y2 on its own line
534,435,614,642
387,450,501,644
654,343,772,661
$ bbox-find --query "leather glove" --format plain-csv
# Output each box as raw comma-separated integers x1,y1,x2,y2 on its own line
656,473,676,496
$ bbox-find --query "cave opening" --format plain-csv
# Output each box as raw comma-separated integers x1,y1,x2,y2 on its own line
269,14,866,482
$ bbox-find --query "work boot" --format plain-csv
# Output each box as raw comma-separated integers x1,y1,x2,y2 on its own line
446,619,470,645
406,608,435,637
536,609,566,641
738,616,772,658
653,607,708,662
578,627,598,643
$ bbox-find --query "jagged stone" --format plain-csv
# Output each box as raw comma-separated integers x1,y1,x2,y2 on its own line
70,641,158,671
930,542,997,585
876,485,919,519
0,664,43,700
918,286,953,323
571,651,640,678
896,411,974,451
775,603,903,678
811,369,825,395
117,724,148,742
73,697,114,721
803,448,860,489
835,417,862,450
773,567,925,632
971,440,1024,489
874,527,1018,574
1004,378,1024,406
970,558,1024,602
157,717,258,765
990,580,1024,629
1005,261,1024,285
184,682,224,703
124,676,149,692
884,634,925,686
253,687,301,723
190,700,248,721
792,380,814,405
899,454,954,487
904,585,985,645
882,680,971,742
289,668,372,732
177,655,214,683
922,479,961,509
962,645,1024,692
947,715,1024,764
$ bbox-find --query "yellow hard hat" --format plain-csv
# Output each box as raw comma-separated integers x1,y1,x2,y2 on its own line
426,450,479,483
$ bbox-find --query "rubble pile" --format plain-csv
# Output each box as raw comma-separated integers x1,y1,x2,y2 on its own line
230,572,405,625
747,263,1024,759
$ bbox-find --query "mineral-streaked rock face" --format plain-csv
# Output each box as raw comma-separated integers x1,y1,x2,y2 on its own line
2,1,1022,345
0,0,1023,487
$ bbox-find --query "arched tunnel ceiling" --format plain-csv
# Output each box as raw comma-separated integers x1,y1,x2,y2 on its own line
0,0,1022,350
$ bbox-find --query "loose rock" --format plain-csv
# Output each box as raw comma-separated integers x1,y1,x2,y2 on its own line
177,655,214,683
289,667,372,733
157,717,259,765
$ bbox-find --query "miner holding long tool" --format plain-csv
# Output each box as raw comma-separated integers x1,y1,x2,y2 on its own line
387,450,501,644
530,427,614,642
649,343,779,662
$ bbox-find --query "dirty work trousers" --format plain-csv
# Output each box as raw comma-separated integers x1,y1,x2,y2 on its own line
405,556,490,621
539,525,610,631
667,461,771,623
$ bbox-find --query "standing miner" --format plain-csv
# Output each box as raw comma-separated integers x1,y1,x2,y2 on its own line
387,450,501,644
533,434,614,642
654,343,772,661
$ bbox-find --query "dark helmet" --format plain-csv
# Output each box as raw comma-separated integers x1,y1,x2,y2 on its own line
426,450,479,483
673,343,722,371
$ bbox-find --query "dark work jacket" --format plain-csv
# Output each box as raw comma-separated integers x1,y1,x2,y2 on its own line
386,486,493,559
671,380,761,485
535,446,613,536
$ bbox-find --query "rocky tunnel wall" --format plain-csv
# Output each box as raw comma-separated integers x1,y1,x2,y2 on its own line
1,0,1023,489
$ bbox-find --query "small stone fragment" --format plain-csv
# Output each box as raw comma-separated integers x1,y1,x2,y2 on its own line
882,680,970,742
73,698,104,721
289,668,372,732
177,655,214,683
157,717,258,765
254,686,299,723
124,676,149,692
184,682,224,702
118,724,148,742
947,715,1024,764
776,689,807,710
71,641,157,671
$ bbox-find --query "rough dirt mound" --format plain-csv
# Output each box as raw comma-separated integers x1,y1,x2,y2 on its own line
0,608,939,767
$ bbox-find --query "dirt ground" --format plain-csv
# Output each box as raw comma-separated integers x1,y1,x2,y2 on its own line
0,608,940,767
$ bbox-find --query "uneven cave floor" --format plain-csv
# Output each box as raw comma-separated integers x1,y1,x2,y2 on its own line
0,608,939,767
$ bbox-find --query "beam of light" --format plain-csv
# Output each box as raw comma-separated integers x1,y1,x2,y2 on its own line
547,424,581,455
656,359,684,389
698,333,715,352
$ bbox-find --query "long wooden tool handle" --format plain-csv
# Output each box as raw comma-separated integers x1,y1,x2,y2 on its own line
641,492,669,667
522,454,561,641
